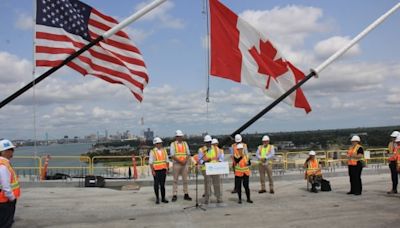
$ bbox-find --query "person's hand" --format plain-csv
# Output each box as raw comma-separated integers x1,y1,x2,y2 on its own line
152,170,156,176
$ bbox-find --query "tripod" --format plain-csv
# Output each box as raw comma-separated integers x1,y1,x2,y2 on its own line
184,163,206,211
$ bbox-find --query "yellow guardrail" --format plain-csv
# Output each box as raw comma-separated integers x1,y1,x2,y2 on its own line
10,148,390,178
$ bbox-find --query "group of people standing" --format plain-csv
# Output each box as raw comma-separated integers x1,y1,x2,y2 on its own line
148,130,276,205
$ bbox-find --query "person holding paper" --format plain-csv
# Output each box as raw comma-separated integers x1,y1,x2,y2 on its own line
256,135,275,194
233,143,253,204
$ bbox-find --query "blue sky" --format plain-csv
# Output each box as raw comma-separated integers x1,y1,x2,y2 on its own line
0,0,399,140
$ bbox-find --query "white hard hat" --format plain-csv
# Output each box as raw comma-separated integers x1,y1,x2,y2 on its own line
176,130,184,137
236,143,244,149
309,150,316,156
204,135,212,142
390,131,400,138
153,137,163,144
395,136,400,142
234,134,242,143
351,135,361,142
0,139,15,152
262,135,270,141
211,138,219,144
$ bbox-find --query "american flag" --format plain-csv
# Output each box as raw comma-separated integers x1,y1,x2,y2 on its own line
35,0,149,101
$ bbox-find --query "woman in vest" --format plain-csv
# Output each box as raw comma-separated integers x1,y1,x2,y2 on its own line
304,150,322,193
387,131,399,194
149,137,170,204
0,139,20,228
233,143,253,204
347,135,364,195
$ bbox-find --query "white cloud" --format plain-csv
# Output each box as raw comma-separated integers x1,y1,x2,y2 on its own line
15,12,34,31
0,51,31,85
134,1,185,29
125,27,154,44
386,88,400,105
240,5,330,48
314,36,361,59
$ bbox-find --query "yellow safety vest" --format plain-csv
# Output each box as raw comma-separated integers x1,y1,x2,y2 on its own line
258,144,273,165
347,144,364,166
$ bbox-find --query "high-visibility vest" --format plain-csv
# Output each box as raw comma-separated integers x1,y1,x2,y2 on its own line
151,148,168,171
394,146,400,171
388,142,397,162
0,158,21,203
233,149,250,177
172,141,188,162
306,159,321,176
200,146,218,171
258,144,273,165
347,144,364,166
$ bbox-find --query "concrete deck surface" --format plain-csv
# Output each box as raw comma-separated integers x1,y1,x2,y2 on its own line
13,173,400,228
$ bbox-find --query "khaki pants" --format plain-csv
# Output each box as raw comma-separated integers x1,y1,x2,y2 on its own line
173,162,189,195
259,163,274,191
204,174,222,202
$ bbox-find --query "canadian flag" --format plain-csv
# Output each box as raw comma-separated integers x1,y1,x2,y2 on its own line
210,0,312,113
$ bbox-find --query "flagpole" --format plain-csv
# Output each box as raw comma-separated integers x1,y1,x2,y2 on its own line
220,2,400,146
0,0,167,110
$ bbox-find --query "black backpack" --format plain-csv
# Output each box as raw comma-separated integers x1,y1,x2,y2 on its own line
321,179,332,191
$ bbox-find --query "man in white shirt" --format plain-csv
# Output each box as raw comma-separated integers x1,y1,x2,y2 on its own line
0,139,20,228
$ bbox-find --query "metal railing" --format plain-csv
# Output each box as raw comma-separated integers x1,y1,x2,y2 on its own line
11,148,390,180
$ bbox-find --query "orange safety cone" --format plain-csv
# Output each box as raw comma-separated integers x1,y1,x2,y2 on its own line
41,155,51,180
132,154,138,180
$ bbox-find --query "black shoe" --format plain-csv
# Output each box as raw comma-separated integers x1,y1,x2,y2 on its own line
172,195,177,202
270,189,275,194
231,189,237,194
162,199,169,203
346,191,354,195
354,193,361,195
258,190,266,194
247,199,253,203
202,194,205,197
184,194,192,201
238,199,242,204
155,199,160,204
387,190,398,194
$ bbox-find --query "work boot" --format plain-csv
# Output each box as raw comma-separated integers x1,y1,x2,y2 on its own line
247,199,253,203
311,184,318,193
258,190,266,194
161,198,169,203
155,199,160,204
270,189,275,194
238,199,242,204
184,194,192,201
231,189,237,194
346,191,354,195
171,195,177,202
387,190,398,194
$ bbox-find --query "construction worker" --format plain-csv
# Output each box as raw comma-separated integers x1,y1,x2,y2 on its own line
198,135,212,203
233,143,253,204
198,138,224,204
387,131,399,194
304,150,322,193
0,139,20,228
347,135,364,195
230,134,248,194
170,130,192,202
149,137,169,204
256,135,275,194
395,136,400,173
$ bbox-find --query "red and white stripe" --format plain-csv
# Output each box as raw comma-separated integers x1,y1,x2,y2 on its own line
35,8,148,102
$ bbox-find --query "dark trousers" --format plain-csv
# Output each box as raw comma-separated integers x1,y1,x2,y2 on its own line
153,169,167,200
348,163,363,194
389,161,398,192
235,175,250,200
0,200,16,228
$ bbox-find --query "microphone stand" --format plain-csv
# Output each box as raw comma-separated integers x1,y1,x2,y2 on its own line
184,153,206,211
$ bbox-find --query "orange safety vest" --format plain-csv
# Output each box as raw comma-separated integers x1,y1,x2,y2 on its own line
258,144,273,165
233,149,250,177
394,146,400,171
172,141,188,162
347,144,364,166
306,159,321,176
0,158,21,203
388,142,397,162
151,148,168,171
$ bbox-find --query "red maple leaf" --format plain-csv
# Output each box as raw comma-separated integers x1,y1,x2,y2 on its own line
249,40,288,89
